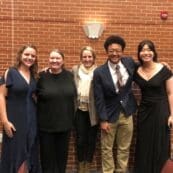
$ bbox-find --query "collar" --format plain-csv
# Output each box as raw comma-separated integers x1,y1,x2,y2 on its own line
108,60,123,70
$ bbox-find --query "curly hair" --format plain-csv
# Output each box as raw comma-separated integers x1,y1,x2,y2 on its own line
104,35,126,52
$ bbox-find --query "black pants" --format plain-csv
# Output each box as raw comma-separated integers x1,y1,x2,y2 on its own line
75,109,98,162
39,131,70,173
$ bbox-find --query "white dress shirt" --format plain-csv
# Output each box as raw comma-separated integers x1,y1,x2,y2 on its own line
108,60,129,93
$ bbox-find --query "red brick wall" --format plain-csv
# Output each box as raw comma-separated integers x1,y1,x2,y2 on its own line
0,0,173,172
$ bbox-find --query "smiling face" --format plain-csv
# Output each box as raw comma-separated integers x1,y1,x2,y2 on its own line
49,51,64,73
107,43,123,64
20,47,37,68
81,49,95,69
137,40,157,65
139,44,154,63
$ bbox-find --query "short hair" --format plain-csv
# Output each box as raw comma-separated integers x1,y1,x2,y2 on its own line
137,40,158,65
49,49,64,59
104,35,126,52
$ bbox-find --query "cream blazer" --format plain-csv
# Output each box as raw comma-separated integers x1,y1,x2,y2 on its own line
72,65,98,126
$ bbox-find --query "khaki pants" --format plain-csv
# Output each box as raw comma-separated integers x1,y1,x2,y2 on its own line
101,112,133,173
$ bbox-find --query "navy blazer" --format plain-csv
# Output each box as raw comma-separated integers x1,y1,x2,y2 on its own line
93,57,138,122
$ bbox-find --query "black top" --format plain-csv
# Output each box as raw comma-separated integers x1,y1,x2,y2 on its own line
37,69,76,132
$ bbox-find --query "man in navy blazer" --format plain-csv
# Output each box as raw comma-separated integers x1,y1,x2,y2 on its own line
93,35,137,173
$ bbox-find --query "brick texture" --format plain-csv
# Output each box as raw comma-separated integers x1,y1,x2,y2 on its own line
0,0,173,172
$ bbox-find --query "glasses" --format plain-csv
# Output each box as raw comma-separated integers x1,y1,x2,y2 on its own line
108,49,122,54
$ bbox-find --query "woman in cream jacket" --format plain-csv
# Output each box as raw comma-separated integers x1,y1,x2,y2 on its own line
72,46,98,173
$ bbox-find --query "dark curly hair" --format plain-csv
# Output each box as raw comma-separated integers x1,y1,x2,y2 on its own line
104,35,126,52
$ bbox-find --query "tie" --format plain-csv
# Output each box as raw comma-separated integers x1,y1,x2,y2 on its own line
115,64,123,91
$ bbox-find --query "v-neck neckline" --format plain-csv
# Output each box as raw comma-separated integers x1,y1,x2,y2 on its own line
17,69,31,85
136,66,164,82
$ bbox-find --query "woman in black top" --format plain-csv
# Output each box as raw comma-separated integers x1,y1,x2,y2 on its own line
37,49,76,173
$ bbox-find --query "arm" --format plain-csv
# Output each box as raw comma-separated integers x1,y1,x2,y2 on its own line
0,71,16,137
93,70,110,132
166,76,173,128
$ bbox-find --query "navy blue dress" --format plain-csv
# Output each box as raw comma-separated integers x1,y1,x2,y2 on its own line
0,68,41,173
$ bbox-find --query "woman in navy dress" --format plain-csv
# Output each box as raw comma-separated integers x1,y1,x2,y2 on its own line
134,40,173,173
0,45,41,173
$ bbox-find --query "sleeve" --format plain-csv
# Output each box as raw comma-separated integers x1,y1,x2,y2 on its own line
93,69,108,121
5,68,13,88
0,76,5,85
163,66,173,81
0,68,13,87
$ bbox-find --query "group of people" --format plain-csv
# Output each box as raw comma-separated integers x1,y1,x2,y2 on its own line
0,34,172,173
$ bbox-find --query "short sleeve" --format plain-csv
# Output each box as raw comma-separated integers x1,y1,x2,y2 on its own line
5,68,14,88
163,66,173,81
0,76,5,85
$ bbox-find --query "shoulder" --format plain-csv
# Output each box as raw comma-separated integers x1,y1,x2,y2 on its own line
121,57,137,70
38,70,48,78
121,57,135,64
162,64,172,76
94,63,107,73
71,65,79,74
63,69,73,77
4,67,17,79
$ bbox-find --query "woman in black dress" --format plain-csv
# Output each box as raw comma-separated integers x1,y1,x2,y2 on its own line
0,45,41,173
37,49,76,173
134,40,173,173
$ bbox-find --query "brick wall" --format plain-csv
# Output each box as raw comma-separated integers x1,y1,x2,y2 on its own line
0,0,173,172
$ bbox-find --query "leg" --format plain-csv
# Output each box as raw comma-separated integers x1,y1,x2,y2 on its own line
101,122,117,173
115,113,133,173
85,123,98,173
75,109,89,162
39,131,57,173
86,124,98,162
55,131,70,173
18,161,28,173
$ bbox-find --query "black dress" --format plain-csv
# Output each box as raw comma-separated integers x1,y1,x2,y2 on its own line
0,68,41,173
133,66,172,173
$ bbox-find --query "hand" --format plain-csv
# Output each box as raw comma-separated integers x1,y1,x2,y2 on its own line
168,115,173,128
41,67,48,72
3,121,16,138
161,62,171,70
100,121,110,133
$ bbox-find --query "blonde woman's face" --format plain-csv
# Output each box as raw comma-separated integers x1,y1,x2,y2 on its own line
81,50,95,69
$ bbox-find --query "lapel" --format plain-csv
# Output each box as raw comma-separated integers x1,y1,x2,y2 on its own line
120,58,134,86
121,57,133,76
102,62,116,92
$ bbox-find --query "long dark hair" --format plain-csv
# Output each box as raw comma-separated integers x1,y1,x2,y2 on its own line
137,40,158,65
14,44,38,78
